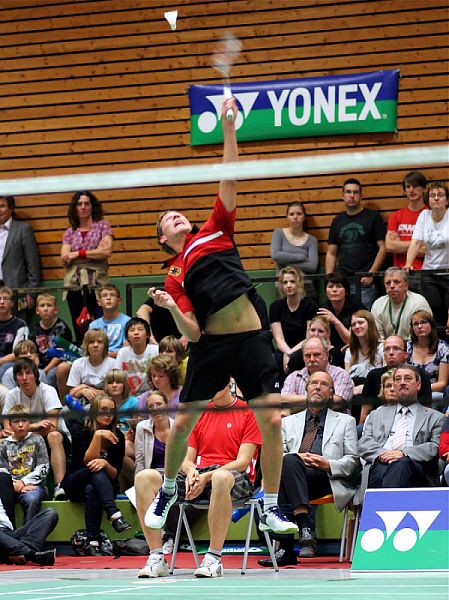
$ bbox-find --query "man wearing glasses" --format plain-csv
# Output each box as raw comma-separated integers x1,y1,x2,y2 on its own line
371,267,431,341
358,364,443,492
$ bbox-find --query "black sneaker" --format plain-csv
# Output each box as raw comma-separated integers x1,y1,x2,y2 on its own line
258,548,298,567
298,527,317,547
32,548,56,566
111,516,132,533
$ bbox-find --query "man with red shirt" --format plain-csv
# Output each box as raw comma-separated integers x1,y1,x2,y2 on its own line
145,98,297,552
386,171,427,288
135,383,261,578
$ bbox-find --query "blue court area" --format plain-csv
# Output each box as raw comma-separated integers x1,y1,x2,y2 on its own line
0,570,448,600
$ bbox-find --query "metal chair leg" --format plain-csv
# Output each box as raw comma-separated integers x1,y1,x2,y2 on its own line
350,505,360,563
255,501,279,572
169,502,185,574
241,499,256,574
339,506,348,562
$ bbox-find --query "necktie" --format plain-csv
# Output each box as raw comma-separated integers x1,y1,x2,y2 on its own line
299,416,319,453
391,406,409,450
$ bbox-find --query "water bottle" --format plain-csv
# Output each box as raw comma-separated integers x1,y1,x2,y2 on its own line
65,394,85,413
53,336,83,358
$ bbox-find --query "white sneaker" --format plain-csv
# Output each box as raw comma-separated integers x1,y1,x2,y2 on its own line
259,506,299,534
138,554,169,578
144,486,178,529
162,538,174,554
194,555,224,578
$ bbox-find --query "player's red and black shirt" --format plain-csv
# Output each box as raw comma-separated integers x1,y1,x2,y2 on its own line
164,196,254,329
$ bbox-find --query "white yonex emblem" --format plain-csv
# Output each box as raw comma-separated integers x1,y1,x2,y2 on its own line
197,92,259,133
360,510,440,553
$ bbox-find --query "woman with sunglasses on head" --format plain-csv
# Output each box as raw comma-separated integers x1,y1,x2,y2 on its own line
406,310,449,411
405,182,449,328
61,393,131,555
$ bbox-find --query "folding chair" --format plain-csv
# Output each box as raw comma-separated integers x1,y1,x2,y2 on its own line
169,495,279,574
310,494,353,562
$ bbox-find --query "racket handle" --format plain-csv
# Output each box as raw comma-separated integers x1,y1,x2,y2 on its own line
223,85,234,120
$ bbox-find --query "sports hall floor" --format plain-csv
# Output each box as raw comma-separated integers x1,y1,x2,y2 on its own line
0,566,447,600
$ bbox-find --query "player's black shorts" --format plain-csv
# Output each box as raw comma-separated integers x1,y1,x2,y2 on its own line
180,329,279,402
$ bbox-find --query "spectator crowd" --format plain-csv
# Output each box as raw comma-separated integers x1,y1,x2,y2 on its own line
0,172,448,573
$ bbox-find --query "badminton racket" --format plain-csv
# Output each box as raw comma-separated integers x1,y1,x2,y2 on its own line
212,32,242,120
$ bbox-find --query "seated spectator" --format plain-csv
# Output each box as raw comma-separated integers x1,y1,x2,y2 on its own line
439,414,449,485
406,310,449,411
2,340,47,390
89,285,130,358
287,315,344,372
0,472,57,566
0,287,29,381
378,370,398,406
61,393,131,556
317,273,366,350
3,358,71,499
345,310,383,396
259,371,359,566
270,201,319,298
158,335,188,384
371,267,431,341
0,405,49,523
269,266,318,383
116,317,158,396
65,329,117,404
103,368,139,491
29,292,72,389
137,295,181,344
360,335,432,424
134,390,176,555
138,355,182,418
405,181,449,328
358,365,444,494
136,383,261,579
281,337,354,415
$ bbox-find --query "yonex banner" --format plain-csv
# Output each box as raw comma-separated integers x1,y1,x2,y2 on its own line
351,488,449,572
189,70,399,146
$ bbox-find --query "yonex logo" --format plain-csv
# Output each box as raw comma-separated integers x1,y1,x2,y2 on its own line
197,92,259,133
361,510,440,553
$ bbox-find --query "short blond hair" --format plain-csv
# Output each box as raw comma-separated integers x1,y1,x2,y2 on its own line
36,293,57,306
81,329,109,358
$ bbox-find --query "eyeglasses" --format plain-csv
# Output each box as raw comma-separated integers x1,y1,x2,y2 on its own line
412,319,429,327
394,375,416,383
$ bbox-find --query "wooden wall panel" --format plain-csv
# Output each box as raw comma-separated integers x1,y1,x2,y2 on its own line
0,0,447,281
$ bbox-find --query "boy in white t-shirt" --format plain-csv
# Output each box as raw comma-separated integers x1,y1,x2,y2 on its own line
116,318,158,396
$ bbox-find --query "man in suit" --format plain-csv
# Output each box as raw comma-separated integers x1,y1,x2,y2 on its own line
259,370,360,566
0,196,40,317
360,335,432,423
358,364,443,494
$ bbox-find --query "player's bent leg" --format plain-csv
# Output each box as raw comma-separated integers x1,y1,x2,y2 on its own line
145,401,205,530
251,394,299,535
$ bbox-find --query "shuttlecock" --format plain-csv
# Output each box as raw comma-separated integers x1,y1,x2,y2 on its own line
164,10,178,31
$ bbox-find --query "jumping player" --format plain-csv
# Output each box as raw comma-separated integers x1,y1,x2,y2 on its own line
145,97,298,538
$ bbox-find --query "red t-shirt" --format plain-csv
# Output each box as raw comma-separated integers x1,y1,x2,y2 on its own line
387,206,425,269
188,398,262,482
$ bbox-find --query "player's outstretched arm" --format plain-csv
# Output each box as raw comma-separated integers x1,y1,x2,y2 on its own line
219,97,239,213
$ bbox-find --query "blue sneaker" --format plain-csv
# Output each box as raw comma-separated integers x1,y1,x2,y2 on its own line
259,506,299,535
144,485,178,529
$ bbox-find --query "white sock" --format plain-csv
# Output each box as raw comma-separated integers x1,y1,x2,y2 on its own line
162,476,177,494
264,493,278,511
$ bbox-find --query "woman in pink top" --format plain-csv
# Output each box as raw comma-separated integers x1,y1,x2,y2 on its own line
61,191,113,341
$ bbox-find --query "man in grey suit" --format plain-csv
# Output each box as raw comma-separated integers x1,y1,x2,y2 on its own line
259,370,360,566
358,364,443,495
0,196,40,313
